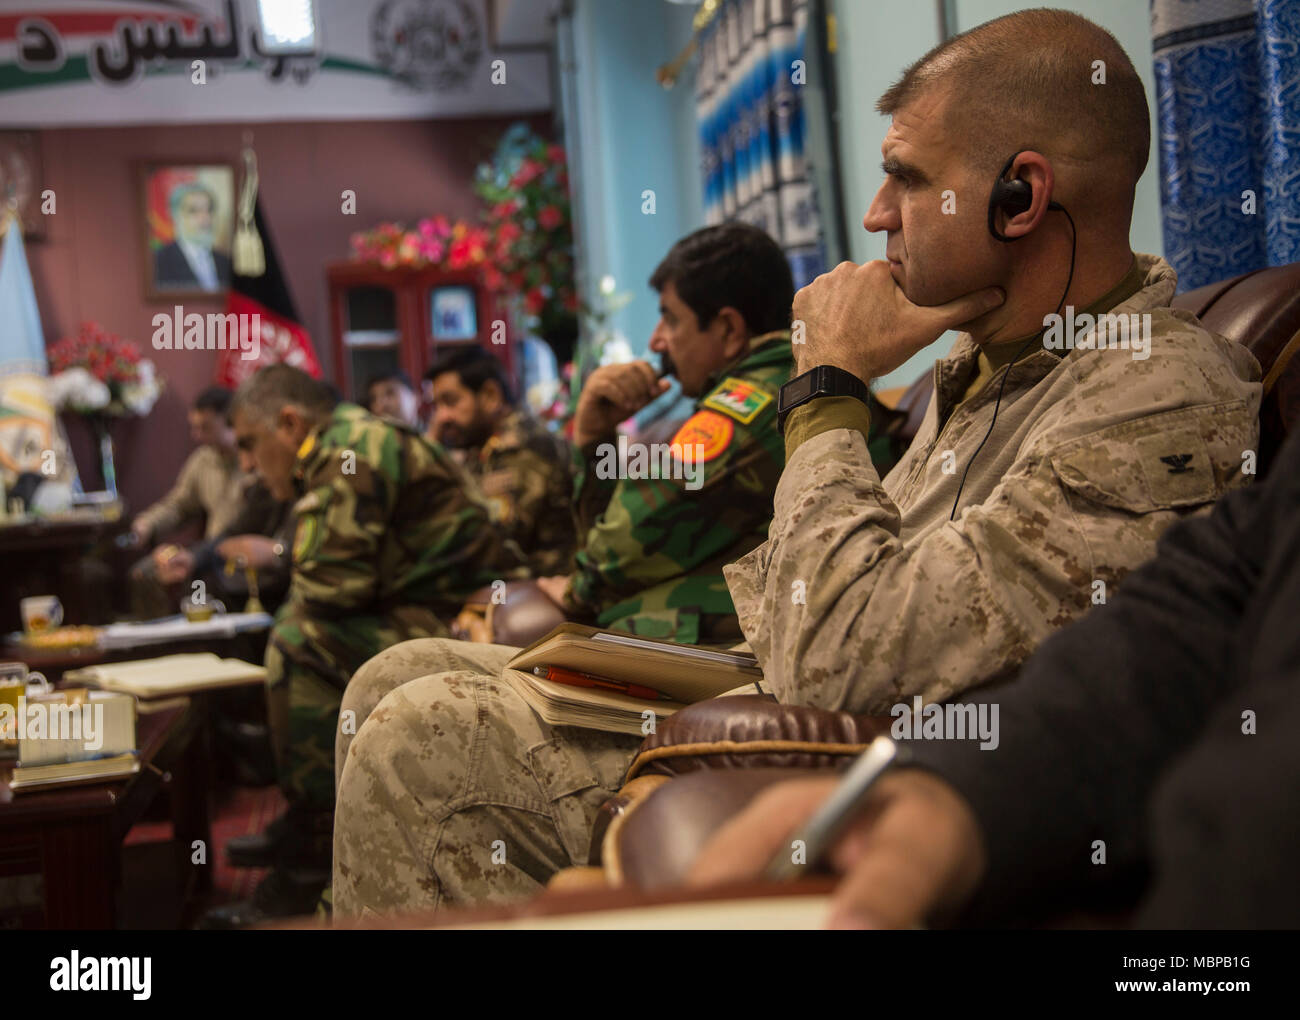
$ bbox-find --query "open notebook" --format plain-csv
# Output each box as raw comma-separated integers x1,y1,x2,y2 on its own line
500,624,763,734
64,653,268,699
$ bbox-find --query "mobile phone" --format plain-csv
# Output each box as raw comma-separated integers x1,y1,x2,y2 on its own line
764,735,902,881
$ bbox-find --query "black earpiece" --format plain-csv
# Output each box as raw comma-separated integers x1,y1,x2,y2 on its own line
952,151,1077,521
987,151,1059,242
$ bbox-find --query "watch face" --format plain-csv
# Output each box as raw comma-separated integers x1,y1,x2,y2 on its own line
781,373,815,409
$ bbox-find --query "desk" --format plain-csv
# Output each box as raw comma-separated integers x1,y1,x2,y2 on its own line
0,700,211,928
2,630,271,686
0,514,128,633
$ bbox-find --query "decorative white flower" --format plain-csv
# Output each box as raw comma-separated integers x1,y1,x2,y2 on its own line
46,367,111,411
120,358,161,416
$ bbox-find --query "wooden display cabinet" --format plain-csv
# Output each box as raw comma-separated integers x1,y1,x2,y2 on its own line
325,262,516,403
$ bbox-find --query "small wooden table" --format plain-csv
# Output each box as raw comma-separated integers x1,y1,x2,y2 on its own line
0,699,211,928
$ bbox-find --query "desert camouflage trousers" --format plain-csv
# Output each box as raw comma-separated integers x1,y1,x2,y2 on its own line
265,605,447,813
332,638,643,917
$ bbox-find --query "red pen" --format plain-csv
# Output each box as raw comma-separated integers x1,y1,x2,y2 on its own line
532,665,673,702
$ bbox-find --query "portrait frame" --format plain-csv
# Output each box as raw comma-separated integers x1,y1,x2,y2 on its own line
0,130,46,241
139,160,236,302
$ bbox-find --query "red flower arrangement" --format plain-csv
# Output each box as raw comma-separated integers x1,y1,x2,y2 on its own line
350,126,577,343
474,124,577,342
47,321,162,417
349,216,492,272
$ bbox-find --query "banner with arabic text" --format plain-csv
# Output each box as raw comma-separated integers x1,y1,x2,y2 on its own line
0,0,550,125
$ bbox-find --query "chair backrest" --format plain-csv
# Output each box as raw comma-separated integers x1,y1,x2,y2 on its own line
893,262,1300,474
1170,262,1300,476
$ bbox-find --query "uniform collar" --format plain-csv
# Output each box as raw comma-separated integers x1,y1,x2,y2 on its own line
933,253,1173,423
291,403,362,493
702,329,791,394
478,408,524,462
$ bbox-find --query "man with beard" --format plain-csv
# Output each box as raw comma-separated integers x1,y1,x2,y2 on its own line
425,346,576,575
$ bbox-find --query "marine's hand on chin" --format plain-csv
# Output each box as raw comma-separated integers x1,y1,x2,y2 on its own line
792,261,1005,380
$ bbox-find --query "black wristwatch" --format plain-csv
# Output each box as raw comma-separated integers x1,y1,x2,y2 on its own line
777,365,871,433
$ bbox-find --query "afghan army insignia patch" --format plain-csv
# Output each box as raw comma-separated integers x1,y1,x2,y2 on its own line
292,514,320,563
671,409,734,463
702,377,774,424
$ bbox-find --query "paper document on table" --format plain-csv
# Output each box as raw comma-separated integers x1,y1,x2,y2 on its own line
65,653,267,698
98,612,272,649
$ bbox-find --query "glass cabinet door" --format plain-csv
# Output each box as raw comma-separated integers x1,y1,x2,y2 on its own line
343,286,399,402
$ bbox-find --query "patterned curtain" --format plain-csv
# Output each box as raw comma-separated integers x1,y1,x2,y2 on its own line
696,0,826,287
1153,0,1300,291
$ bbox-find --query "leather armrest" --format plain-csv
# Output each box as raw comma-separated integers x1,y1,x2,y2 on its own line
607,767,837,889
624,696,891,782
450,580,567,647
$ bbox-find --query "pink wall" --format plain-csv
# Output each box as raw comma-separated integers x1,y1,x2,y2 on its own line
25,114,548,516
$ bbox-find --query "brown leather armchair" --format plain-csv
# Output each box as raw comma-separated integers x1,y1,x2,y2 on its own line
582,261,1300,890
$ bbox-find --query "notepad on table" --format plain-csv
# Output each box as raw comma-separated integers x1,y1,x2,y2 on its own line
65,653,268,699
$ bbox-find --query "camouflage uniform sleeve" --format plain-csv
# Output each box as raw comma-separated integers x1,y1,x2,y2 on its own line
403,440,525,604
489,440,577,575
723,394,1255,715
287,439,395,616
567,409,781,616
572,439,619,537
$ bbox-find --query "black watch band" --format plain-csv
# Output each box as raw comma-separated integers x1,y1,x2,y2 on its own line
777,365,871,433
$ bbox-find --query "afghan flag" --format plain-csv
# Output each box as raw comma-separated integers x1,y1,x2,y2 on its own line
215,194,321,389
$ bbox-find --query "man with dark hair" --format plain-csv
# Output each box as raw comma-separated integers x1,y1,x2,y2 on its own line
333,7,1261,919
538,220,796,638
331,223,797,914
127,385,247,617
363,369,420,428
425,345,576,575
202,365,520,926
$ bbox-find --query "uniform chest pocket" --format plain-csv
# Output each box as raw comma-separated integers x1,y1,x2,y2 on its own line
1048,410,1233,513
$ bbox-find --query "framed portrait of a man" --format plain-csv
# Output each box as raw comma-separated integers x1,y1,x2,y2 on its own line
141,162,235,300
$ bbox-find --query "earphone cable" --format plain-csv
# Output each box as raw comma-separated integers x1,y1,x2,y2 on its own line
948,205,1077,521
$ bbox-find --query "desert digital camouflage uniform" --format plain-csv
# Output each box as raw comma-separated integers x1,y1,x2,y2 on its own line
563,329,795,644
332,254,1260,916
464,408,577,576
331,331,793,914
268,402,517,812
725,253,1261,712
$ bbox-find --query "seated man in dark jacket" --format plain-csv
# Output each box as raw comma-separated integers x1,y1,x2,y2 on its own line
689,426,1300,929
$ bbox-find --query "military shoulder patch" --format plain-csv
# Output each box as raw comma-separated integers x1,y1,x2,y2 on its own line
671,409,734,463
292,514,320,564
702,377,774,424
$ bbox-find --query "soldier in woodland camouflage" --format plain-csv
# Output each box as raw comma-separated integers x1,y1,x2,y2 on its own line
331,15,1263,919
200,365,517,927
425,345,577,576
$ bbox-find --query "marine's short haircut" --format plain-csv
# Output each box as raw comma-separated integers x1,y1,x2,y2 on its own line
231,364,338,427
650,222,795,336
876,8,1150,185
193,385,233,419
424,345,516,406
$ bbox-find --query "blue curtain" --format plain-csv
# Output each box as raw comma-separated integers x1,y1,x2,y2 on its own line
696,0,826,288
1153,0,1300,291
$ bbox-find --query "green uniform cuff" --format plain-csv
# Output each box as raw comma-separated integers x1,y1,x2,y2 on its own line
783,396,873,458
